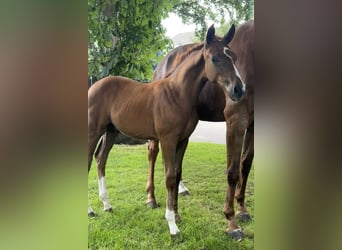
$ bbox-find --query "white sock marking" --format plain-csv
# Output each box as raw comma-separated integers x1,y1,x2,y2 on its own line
178,181,189,194
165,208,180,235
98,176,112,210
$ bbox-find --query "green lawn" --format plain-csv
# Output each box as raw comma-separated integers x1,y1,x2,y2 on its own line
88,142,254,249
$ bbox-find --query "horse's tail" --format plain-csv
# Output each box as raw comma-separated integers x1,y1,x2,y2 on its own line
94,135,103,159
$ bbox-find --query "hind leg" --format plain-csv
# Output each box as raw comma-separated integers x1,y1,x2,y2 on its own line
95,126,118,212
235,121,254,222
178,180,190,196
146,140,159,208
174,138,189,221
88,129,104,216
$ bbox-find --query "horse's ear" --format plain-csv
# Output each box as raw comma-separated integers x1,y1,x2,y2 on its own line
206,24,215,46
222,24,235,45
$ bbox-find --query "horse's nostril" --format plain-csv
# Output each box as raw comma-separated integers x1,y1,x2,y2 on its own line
234,85,243,98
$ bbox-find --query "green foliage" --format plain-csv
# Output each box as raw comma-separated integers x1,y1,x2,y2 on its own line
88,0,254,81
88,0,173,81
88,143,254,249
172,0,254,40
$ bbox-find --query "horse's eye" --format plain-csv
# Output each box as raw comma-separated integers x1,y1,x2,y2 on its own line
211,55,219,63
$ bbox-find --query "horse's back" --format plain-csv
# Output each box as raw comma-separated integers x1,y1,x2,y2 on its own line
89,76,145,106
88,76,158,139
88,76,135,96
89,76,144,121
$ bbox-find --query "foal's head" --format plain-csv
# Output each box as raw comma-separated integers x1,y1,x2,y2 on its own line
204,24,245,102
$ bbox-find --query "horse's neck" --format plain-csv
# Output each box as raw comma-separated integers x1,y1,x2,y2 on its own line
172,50,207,103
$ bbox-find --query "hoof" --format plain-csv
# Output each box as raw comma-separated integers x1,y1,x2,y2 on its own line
237,212,252,222
88,211,96,217
146,201,159,209
170,232,181,240
104,207,113,213
227,228,244,241
179,190,190,196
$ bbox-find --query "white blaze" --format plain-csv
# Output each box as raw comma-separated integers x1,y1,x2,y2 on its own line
223,47,246,91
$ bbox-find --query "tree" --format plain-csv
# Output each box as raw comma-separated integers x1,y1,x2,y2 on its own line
88,0,254,81
88,0,173,81
172,0,254,40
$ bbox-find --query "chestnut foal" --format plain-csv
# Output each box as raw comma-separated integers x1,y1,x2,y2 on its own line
88,25,245,236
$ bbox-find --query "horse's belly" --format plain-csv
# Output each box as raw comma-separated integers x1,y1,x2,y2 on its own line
111,113,157,140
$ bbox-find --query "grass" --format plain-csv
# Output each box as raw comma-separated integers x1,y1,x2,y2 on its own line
88,142,254,249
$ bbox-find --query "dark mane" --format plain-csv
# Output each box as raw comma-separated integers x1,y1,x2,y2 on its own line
163,42,204,78
163,35,224,79
175,42,205,65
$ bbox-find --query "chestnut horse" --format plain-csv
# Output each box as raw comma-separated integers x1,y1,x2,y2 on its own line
88,25,245,236
146,20,254,238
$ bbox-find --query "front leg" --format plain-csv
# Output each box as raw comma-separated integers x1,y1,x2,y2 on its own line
235,121,254,221
160,138,180,236
223,104,248,239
